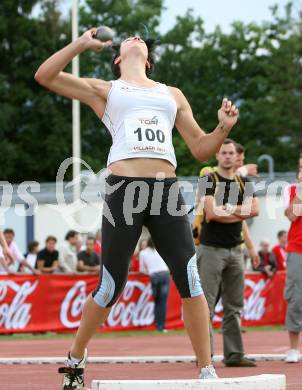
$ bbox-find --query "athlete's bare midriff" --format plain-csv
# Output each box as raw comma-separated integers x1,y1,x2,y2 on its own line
108,158,176,177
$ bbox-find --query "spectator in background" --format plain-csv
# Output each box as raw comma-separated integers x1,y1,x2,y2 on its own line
59,230,80,274
234,143,258,177
37,236,59,274
22,241,39,274
254,239,277,278
284,166,302,363
77,237,101,274
272,231,288,271
139,238,148,252
94,229,102,255
0,229,14,274
0,247,11,274
139,237,170,332
198,139,259,367
130,238,148,272
3,229,39,274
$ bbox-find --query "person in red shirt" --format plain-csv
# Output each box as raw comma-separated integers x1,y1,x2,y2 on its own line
94,229,102,255
284,165,302,363
272,231,288,271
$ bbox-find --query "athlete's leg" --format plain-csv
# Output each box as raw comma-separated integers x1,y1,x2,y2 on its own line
70,178,144,359
148,210,211,368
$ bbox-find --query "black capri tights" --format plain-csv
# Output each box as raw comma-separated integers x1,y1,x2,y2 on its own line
92,174,203,307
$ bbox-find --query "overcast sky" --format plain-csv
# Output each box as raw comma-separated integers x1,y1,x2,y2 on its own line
159,0,300,32
55,0,301,33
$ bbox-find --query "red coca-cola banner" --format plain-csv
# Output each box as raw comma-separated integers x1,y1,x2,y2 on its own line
0,272,286,334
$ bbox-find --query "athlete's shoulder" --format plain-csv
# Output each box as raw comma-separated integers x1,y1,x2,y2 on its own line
86,78,112,98
167,86,184,97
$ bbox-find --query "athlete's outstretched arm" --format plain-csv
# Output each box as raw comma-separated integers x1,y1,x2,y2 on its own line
171,88,239,161
34,28,112,117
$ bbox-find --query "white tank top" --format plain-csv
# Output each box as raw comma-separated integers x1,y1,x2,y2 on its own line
102,79,178,167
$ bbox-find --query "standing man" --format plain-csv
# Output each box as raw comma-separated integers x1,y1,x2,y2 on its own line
139,237,170,332
197,139,259,367
284,167,302,363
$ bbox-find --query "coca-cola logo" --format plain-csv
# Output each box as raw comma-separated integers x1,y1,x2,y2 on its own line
213,278,268,323
60,280,155,329
107,281,154,327
0,280,38,330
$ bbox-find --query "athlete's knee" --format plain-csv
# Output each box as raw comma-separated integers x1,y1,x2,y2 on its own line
92,265,126,308
173,253,204,298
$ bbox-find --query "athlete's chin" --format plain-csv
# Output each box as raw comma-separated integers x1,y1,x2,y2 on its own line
126,46,147,57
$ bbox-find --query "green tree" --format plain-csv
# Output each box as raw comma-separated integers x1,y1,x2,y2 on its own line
0,1,301,182
0,0,71,182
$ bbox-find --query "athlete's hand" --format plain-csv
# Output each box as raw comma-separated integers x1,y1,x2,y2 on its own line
218,98,239,131
80,28,112,52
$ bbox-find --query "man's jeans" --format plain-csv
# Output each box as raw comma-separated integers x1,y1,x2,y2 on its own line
197,244,245,361
150,271,170,331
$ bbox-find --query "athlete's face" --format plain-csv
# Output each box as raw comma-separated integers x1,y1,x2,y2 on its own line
216,143,237,170
119,36,148,60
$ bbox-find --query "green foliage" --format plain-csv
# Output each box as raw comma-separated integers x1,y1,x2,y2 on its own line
0,0,301,182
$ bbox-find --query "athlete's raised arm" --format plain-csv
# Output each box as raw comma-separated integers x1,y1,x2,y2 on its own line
34,28,112,118
170,87,239,161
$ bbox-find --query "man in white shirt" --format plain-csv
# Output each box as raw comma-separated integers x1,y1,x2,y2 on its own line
59,230,81,274
139,237,170,332
0,229,39,274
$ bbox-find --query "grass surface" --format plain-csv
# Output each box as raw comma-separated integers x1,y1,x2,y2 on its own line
0,325,285,341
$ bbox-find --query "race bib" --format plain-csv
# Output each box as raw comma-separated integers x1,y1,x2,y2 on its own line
124,114,171,155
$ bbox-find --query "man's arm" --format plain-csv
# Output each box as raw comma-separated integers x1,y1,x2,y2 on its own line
0,231,13,264
170,88,239,161
231,197,260,218
37,259,58,273
35,28,112,118
242,221,260,268
285,192,302,222
204,196,244,223
77,260,100,273
0,257,13,274
20,259,40,274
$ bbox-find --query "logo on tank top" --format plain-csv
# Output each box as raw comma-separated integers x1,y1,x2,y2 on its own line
138,116,159,126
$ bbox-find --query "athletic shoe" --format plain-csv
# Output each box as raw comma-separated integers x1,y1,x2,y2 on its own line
224,356,257,367
285,349,300,363
199,364,218,379
58,349,88,389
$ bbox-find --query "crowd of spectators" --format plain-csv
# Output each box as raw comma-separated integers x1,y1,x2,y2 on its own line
0,229,103,275
0,225,289,277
